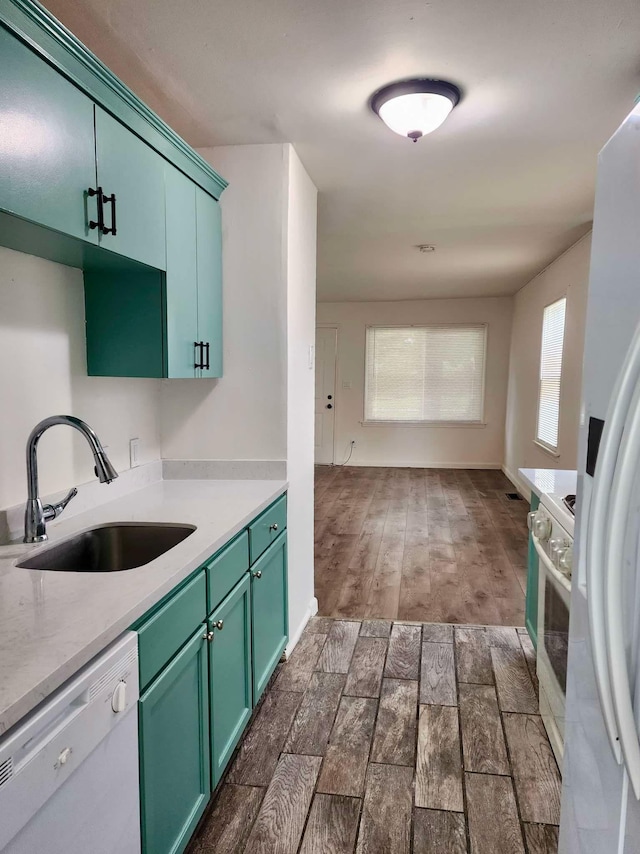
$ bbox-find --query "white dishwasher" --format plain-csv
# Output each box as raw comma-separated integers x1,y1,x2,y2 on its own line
0,631,140,854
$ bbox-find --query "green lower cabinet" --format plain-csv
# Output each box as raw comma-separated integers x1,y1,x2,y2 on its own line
208,574,253,786
139,627,210,854
525,493,540,649
136,496,288,853
251,532,288,701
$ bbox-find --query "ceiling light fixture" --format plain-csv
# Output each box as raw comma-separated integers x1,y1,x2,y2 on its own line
371,79,461,142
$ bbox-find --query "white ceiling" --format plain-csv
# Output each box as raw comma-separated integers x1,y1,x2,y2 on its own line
44,0,640,301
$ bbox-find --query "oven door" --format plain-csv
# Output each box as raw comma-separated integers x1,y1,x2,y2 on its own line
533,534,571,767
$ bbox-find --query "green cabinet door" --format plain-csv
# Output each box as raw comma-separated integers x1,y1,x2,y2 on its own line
209,574,252,786
195,188,223,378
0,25,98,243
139,627,210,854
525,493,540,649
164,164,198,377
95,106,166,270
251,532,288,701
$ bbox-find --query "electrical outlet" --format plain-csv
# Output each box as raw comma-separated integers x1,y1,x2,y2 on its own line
129,438,141,468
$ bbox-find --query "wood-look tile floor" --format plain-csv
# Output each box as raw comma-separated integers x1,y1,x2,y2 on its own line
189,618,560,854
314,466,529,625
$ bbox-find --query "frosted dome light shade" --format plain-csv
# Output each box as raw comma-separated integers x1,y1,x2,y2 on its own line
371,79,461,141
378,92,454,138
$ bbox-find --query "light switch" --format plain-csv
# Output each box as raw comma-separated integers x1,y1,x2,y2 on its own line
129,438,140,468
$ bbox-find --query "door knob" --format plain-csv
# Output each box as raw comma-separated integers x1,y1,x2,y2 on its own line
253,570,262,579
215,620,224,630
326,404,333,409
270,523,278,531
327,395,332,400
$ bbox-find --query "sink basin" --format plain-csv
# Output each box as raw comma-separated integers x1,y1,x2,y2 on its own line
17,523,196,572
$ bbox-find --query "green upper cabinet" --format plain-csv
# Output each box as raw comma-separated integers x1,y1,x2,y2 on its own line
139,627,210,854
208,574,253,786
196,188,223,378
251,532,289,701
163,168,223,378
94,106,166,270
164,164,199,378
0,25,97,244
0,3,227,380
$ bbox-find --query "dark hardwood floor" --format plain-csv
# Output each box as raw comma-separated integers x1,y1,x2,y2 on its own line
314,466,529,626
190,618,560,854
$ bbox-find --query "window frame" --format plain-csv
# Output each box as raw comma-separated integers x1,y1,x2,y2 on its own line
534,296,567,455
362,322,489,427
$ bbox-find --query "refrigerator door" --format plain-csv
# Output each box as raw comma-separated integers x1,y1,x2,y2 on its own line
560,104,640,854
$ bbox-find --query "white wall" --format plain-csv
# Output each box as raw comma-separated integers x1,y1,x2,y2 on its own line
504,234,591,492
285,148,318,642
0,247,161,511
160,144,289,462
316,297,513,468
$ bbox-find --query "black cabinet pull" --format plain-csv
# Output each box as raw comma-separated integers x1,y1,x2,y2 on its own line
102,192,117,236
88,186,104,232
194,341,205,369
204,342,210,371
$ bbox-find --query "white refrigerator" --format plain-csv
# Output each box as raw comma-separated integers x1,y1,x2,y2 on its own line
560,102,640,853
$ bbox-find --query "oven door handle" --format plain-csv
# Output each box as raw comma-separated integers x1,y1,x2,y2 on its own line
531,534,572,595
605,366,640,800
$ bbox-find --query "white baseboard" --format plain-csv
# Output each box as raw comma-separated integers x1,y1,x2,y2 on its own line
331,461,503,470
502,464,531,503
285,596,319,658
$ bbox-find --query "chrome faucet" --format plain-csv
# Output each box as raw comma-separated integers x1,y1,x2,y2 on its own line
24,415,118,543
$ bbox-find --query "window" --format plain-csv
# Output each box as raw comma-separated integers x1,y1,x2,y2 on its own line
364,325,487,424
536,297,567,451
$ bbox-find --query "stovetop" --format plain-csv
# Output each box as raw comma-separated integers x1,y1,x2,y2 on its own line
540,492,575,538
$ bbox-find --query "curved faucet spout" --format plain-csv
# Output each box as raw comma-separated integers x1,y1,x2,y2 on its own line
24,415,118,543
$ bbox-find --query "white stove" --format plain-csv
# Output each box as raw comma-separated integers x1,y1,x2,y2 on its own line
529,491,575,767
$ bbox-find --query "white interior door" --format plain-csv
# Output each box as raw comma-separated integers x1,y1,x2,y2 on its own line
315,327,337,465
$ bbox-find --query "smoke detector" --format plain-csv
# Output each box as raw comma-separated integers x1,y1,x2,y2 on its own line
416,244,436,253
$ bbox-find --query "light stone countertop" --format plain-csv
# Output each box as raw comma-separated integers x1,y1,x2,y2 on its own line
0,478,287,736
518,468,577,500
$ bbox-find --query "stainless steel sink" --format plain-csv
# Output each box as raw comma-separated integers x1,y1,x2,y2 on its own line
17,523,196,572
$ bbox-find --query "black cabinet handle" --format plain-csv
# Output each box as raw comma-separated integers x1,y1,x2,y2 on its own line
204,342,210,371
194,341,205,369
102,192,117,236
88,186,104,232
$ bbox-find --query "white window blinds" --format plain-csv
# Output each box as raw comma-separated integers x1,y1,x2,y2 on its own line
364,325,487,423
536,297,567,450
